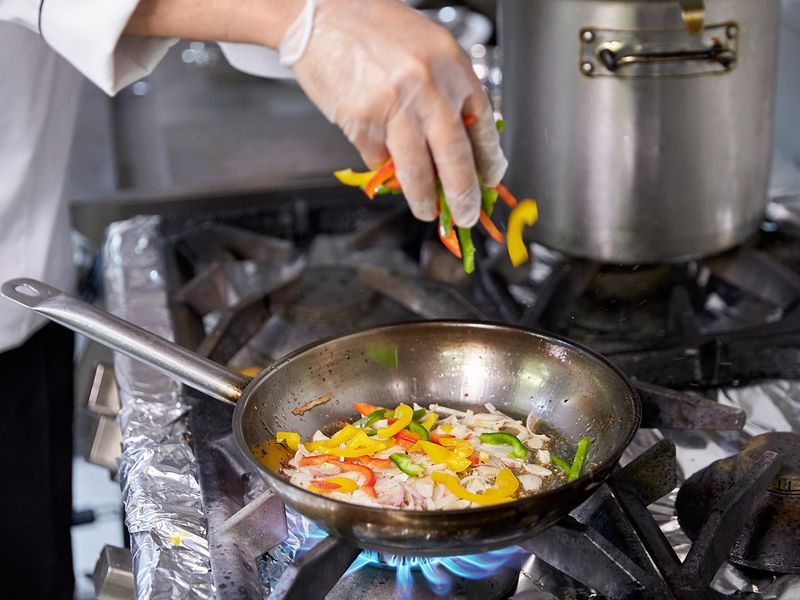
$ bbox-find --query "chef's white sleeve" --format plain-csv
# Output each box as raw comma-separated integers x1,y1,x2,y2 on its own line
0,0,173,96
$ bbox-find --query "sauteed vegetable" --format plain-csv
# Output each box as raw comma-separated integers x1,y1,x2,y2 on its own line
333,118,539,273
269,402,591,510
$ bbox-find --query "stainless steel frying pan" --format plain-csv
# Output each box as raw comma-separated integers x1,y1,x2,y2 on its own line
2,278,640,556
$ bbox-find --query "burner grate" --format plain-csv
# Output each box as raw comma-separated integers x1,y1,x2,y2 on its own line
155,189,800,599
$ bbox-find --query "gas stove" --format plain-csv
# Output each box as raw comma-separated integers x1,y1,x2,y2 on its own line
103,186,800,600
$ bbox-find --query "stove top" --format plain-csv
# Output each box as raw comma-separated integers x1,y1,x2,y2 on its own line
109,186,800,600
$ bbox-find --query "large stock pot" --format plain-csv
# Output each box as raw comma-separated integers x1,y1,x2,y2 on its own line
500,0,781,263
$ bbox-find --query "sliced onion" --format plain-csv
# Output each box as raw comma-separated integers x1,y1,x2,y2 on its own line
524,464,553,477
415,479,434,498
429,404,468,417
527,434,549,450
518,474,543,492
287,405,557,510
484,403,514,420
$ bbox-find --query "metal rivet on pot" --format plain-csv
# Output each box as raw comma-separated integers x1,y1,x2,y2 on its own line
581,30,595,43
581,62,594,75
727,24,738,38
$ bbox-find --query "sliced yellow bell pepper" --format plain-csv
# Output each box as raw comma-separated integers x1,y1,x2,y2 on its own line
308,476,360,494
333,168,376,188
507,199,539,267
328,477,359,492
345,430,375,449
421,411,439,431
376,403,413,439
305,424,359,452
276,431,300,451
239,366,262,378
431,472,514,505
438,437,474,459
324,444,391,458
328,424,360,445
483,467,520,497
419,441,472,472
438,425,453,433
305,424,393,457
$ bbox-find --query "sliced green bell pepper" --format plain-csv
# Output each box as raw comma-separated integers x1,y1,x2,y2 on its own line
406,420,430,441
481,187,499,217
479,432,528,459
391,452,425,476
457,227,476,274
439,188,452,236
354,409,388,429
568,437,591,483
550,453,572,474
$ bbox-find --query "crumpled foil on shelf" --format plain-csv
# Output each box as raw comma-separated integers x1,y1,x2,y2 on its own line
262,508,325,595
641,380,800,599
103,216,214,599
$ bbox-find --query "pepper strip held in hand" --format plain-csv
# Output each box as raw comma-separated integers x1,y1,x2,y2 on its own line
332,117,537,271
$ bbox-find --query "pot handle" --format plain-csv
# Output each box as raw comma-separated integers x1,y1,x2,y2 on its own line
598,41,735,73
2,278,250,406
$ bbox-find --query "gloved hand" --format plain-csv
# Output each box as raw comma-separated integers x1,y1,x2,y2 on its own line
279,0,507,227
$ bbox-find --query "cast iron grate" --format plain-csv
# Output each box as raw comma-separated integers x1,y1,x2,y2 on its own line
155,188,799,598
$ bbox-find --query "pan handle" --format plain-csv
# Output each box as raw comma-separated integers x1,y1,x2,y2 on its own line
2,278,249,405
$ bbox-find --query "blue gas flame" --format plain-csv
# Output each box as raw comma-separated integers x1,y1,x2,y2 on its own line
278,509,522,598
345,546,523,597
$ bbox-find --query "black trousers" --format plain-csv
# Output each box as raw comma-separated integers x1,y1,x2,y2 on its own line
0,324,74,600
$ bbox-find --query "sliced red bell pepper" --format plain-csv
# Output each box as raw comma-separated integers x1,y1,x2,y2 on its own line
395,429,421,444
354,456,392,469
429,432,454,445
462,114,478,126
299,454,338,466
479,209,504,244
309,479,341,490
364,159,396,200
353,403,384,416
385,176,401,191
300,455,378,497
334,460,378,498
395,437,416,450
495,183,519,208
439,222,462,259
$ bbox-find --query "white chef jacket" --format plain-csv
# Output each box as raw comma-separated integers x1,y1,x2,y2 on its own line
0,1,172,351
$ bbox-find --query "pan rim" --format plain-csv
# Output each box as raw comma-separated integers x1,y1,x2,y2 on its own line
232,319,641,518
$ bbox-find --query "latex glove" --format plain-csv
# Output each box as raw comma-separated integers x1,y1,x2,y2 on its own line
279,0,507,227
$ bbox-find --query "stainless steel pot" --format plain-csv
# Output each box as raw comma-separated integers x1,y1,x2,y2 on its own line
500,0,780,263
2,278,640,556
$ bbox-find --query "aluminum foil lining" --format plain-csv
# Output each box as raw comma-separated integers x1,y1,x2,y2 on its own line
102,216,798,599
262,508,323,595
635,380,800,599
103,216,214,599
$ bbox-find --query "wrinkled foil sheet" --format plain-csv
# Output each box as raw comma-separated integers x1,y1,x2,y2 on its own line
102,216,799,599
103,216,214,599
626,380,799,599
262,508,323,595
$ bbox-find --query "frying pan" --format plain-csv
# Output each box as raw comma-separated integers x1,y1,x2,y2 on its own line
2,278,640,556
